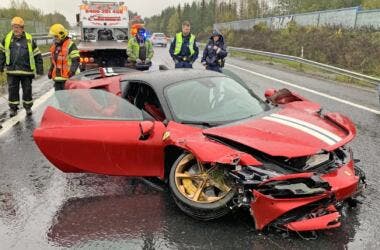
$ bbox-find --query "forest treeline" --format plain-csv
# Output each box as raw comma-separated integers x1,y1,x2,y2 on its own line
145,0,380,36
0,0,70,30
145,0,380,76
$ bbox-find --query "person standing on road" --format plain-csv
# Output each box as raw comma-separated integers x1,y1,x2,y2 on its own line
127,27,154,70
169,21,199,69
0,16,44,117
201,30,227,73
48,24,80,91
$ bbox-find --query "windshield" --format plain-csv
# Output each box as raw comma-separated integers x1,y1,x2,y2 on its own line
48,89,143,121
153,33,165,37
165,77,268,124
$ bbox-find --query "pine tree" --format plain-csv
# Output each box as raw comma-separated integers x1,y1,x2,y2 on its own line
168,11,180,35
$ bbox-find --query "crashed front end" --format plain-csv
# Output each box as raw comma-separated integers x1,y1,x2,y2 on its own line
168,107,366,233
228,146,366,233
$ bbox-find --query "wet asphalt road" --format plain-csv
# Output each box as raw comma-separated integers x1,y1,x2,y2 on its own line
0,47,380,249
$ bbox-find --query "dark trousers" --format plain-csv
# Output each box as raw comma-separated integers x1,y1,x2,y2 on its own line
175,61,193,69
7,74,33,110
206,65,222,73
54,81,66,91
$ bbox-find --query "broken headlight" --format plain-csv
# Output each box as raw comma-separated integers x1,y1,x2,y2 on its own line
334,146,351,165
257,175,331,198
304,153,331,171
280,152,333,172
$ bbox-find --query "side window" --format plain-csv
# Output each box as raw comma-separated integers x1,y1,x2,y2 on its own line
50,89,143,121
133,83,166,121
121,81,139,104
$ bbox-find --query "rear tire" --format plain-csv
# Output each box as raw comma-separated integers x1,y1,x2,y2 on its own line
168,153,236,220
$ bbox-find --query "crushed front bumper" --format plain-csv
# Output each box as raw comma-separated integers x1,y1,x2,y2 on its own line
249,160,365,232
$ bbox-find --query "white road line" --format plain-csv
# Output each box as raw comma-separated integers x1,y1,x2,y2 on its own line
226,63,380,115
0,89,54,137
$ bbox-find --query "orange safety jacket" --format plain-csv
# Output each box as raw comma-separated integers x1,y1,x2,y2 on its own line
50,39,77,81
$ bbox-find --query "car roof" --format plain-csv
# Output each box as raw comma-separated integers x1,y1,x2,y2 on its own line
152,33,165,36
119,69,240,122
120,69,223,91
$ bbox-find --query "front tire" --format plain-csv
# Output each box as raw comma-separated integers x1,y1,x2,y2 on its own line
169,153,236,220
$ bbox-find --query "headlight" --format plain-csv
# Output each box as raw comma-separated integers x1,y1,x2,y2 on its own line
305,153,331,170
334,146,351,164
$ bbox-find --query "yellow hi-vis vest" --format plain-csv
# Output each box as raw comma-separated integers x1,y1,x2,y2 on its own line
174,32,195,56
4,31,36,73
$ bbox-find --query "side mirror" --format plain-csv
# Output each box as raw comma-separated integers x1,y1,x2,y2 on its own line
139,121,154,140
265,88,303,105
264,88,277,101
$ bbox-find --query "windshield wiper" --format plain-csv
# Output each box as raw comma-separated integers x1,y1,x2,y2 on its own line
220,114,256,125
180,121,219,127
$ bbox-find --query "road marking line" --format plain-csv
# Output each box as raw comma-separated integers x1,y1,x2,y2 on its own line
226,63,380,115
0,89,54,137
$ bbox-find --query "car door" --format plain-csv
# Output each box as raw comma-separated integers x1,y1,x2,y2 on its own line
33,89,166,178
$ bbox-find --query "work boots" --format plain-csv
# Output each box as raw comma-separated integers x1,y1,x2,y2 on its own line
9,109,17,117
25,108,32,116
9,108,32,117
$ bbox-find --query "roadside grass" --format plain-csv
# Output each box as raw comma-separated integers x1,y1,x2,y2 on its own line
229,50,377,89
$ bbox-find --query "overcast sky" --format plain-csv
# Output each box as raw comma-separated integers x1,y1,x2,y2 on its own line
0,0,198,24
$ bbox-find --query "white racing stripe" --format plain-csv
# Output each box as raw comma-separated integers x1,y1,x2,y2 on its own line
271,113,342,142
226,63,380,115
0,89,54,137
263,116,337,145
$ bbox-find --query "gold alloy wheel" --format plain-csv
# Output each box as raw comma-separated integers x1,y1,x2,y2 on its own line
174,154,232,203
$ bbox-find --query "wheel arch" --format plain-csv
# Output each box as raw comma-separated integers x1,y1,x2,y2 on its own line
164,145,185,181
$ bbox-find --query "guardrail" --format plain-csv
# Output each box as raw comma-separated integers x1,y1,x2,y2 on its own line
33,35,79,45
223,46,380,103
34,36,53,45
31,33,51,37
34,36,51,40
42,52,51,58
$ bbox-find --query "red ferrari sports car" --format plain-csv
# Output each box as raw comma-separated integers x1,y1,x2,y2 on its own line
33,68,366,234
